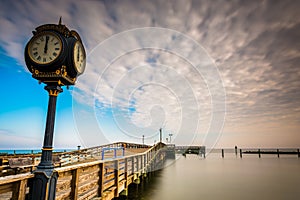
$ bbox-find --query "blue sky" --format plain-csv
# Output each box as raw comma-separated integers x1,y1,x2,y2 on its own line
0,0,300,149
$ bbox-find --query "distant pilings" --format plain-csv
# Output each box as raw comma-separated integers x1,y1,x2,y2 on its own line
242,148,300,158
220,148,242,158
219,148,299,158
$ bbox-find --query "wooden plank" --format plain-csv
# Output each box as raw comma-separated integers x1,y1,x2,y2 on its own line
103,179,115,191
70,168,79,200
114,160,119,197
11,179,27,200
55,189,71,200
127,174,134,185
104,173,115,183
131,158,134,174
57,169,73,179
56,178,71,194
78,170,100,185
79,164,100,174
78,187,98,200
103,167,115,174
0,173,34,185
0,182,13,194
77,179,98,196
102,186,116,200
135,156,139,172
124,158,128,189
118,180,126,194
119,169,125,175
98,163,104,198
55,160,103,174
119,174,125,181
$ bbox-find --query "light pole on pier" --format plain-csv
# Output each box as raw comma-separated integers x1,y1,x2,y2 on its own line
159,128,162,143
169,133,173,144
142,135,145,145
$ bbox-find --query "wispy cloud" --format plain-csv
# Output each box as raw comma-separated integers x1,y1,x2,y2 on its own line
1,0,299,147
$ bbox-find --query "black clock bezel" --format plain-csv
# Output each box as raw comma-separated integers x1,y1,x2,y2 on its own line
25,31,67,72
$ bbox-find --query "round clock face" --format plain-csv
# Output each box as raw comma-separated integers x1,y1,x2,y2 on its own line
28,32,62,65
73,41,86,74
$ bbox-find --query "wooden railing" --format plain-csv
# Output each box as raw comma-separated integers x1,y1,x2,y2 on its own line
0,142,151,176
0,142,166,200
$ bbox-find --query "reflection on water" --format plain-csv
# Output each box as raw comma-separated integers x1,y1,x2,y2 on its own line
120,154,300,200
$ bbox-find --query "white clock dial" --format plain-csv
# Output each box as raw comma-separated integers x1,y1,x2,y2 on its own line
28,32,62,65
73,41,86,74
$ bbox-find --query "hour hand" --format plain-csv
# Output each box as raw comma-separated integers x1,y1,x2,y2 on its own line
44,36,49,54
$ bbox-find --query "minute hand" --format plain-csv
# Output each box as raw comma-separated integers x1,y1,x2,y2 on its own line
44,36,49,54
77,46,80,62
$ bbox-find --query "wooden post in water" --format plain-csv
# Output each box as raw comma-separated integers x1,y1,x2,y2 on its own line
240,149,242,158
221,149,224,158
277,149,280,158
258,149,261,158
235,146,238,156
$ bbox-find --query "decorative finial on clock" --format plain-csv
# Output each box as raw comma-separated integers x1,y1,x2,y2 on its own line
58,16,62,25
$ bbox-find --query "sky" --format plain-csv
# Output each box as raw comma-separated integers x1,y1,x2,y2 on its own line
0,0,299,150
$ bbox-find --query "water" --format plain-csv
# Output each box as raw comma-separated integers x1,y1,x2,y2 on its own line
125,153,300,200
0,149,74,155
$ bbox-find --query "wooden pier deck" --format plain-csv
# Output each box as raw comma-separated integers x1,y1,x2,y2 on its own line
0,142,169,200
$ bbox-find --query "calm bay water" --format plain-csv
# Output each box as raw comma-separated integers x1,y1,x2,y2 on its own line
126,153,300,200
0,149,74,155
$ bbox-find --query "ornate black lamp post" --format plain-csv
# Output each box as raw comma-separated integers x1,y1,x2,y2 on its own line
24,18,86,200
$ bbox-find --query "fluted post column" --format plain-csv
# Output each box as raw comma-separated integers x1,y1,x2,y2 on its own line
31,85,62,200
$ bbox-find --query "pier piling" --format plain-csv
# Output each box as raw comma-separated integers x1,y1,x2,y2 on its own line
240,149,242,158
221,149,224,158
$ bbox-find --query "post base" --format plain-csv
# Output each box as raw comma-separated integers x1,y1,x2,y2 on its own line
30,169,58,200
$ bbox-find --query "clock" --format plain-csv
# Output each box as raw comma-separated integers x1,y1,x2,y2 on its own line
72,40,86,75
24,19,86,85
67,37,86,77
25,31,66,72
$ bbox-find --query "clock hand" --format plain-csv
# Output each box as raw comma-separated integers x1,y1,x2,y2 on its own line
44,36,49,54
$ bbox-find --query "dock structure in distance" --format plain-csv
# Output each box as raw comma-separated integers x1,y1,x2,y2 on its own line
175,145,206,157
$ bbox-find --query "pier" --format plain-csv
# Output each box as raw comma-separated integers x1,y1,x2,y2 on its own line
0,142,171,200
